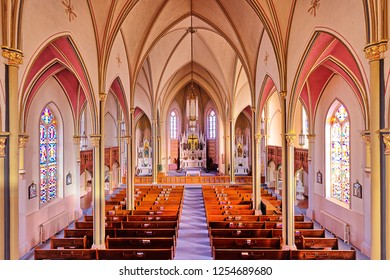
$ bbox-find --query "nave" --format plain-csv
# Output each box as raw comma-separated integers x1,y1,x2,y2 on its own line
23,183,368,260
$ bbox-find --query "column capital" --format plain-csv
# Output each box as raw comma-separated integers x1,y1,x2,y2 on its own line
364,40,388,61
306,134,316,141
279,91,287,100
99,92,107,102
73,135,82,145
0,133,9,157
380,129,390,155
285,133,295,146
2,46,23,66
361,130,371,146
130,107,135,114
18,134,29,148
89,134,101,147
254,133,262,143
124,135,132,144
251,106,256,113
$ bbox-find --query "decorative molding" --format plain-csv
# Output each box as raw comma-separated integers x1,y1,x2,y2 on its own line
0,137,7,157
264,51,269,65
2,46,23,65
285,133,295,146
306,134,316,141
364,41,388,61
18,134,29,149
73,135,81,145
99,92,107,102
279,91,287,100
255,134,262,144
62,0,77,22
89,134,101,148
124,135,132,144
381,132,390,155
361,133,371,146
308,0,320,17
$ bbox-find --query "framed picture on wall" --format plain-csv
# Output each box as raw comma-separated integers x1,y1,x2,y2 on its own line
316,170,322,184
353,181,362,198
28,182,37,199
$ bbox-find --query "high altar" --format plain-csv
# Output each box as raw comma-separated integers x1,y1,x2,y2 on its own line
136,138,152,175
234,135,250,175
179,87,207,170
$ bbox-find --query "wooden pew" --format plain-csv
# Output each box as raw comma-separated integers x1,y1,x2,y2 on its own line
114,228,176,238
210,229,273,238
290,248,356,260
50,235,87,249
34,248,97,260
208,221,265,229
105,236,175,250
121,221,178,229
96,248,173,260
211,237,282,253
213,248,290,260
299,237,339,250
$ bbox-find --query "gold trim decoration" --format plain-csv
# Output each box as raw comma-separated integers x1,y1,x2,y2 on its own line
383,134,390,155
361,133,371,146
0,137,7,157
18,134,29,149
73,135,81,145
2,46,23,65
89,134,101,148
279,91,287,100
99,92,107,102
124,135,132,144
364,41,388,61
255,134,262,144
285,133,295,146
306,134,316,141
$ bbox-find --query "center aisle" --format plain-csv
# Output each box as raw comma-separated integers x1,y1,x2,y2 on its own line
174,185,212,260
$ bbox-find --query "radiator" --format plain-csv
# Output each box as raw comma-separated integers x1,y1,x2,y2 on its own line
319,210,350,243
40,211,69,243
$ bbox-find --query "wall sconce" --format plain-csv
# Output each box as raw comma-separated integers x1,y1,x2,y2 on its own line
299,132,306,146
81,131,88,150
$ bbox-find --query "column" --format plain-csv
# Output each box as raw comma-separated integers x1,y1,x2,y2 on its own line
381,130,390,259
2,47,22,259
306,134,316,220
0,133,9,260
361,131,371,172
73,135,82,219
254,133,262,211
90,134,105,248
229,118,235,183
361,131,372,255
152,118,158,184
124,135,134,210
284,133,296,249
18,134,29,175
364,42,386,259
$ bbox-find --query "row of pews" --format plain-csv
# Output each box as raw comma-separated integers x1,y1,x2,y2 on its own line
34,185,184,260
203,185,356,260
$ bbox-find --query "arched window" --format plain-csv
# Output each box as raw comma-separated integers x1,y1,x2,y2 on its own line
170,110,177,139
39,107,58,205
208,110,216,139
330,104,350,204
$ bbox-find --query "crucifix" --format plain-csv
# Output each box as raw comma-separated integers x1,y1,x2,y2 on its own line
188,134,198,150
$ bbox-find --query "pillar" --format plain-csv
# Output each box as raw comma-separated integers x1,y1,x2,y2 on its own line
306,134,316,220
229,118,235,183
254,133,262,211
0,133,9,260
125,135,134,210
364,42,387,259
18,134,29,175
2,47,22,259
381,130,390,259
284,133,296,249
73,135,82,219
152,118,158,184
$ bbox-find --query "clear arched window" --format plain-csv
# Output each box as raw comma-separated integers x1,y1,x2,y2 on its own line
170,110,177,139
208,110,216,139
39,107,58,205
330,104,350,203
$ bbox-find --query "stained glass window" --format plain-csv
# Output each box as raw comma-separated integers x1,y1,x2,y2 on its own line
208,110,216,139
40,107,58,205
330,104,350,203
170,111,177,139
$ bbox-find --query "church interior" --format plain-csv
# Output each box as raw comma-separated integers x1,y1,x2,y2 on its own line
1,0,390,260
